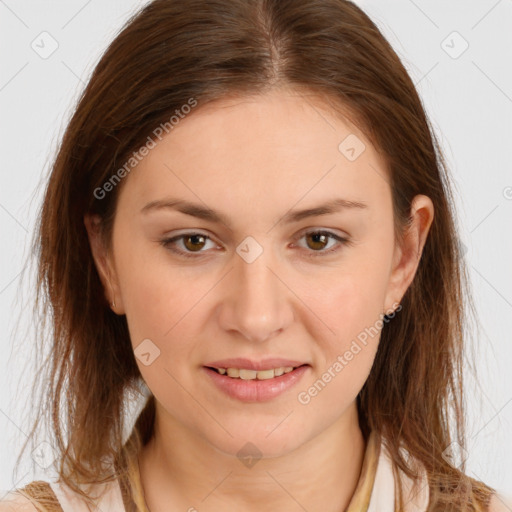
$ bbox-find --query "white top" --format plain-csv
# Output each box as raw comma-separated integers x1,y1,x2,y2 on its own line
368,437,429,511
48,478,126,511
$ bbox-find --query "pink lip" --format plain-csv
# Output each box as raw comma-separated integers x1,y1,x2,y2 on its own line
204,357,307,371
203,364,310,402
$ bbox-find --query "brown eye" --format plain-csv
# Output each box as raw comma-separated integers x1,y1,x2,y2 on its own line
160,232,216,258
294,230,350,259
182,234,207,252
305,232,330,251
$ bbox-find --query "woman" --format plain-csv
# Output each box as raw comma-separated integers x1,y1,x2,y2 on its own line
1,0,509,510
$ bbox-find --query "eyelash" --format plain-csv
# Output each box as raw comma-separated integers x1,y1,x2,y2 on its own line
160,230,350,260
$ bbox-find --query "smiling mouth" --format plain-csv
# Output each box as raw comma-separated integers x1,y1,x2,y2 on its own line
205,364,308,380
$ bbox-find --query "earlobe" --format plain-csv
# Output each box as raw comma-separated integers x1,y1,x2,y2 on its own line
83,214,122,313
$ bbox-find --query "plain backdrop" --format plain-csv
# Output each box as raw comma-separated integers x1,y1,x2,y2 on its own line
0,0,511,503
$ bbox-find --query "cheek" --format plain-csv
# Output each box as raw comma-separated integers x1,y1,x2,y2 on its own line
117,262,204,406
296,274,384,415
306,261,390,340
119,268,199,351
298,256,391,389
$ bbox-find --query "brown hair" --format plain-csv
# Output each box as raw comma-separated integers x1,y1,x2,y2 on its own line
12,0,495,510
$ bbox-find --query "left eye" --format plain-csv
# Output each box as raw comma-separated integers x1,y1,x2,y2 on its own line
160,230,349,259
293,230,349,257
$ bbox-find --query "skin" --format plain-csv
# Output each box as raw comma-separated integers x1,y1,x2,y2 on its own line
84,87,434,512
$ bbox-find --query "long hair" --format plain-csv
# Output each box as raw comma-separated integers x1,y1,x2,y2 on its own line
12,0,494,510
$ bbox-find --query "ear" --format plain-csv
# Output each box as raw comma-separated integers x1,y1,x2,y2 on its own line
383,194,434,313
83,213,124,314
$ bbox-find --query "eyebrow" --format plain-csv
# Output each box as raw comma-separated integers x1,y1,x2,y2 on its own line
140,197,368,227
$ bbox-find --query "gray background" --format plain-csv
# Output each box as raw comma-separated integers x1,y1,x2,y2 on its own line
1,0,511,502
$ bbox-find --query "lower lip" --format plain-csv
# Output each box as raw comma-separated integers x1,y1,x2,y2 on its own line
203,365,310,402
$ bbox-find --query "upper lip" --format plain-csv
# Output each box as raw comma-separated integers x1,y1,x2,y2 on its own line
204,358,308,371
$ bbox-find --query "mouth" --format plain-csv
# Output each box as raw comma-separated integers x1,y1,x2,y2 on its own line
204,364,308,381
203,363,310,402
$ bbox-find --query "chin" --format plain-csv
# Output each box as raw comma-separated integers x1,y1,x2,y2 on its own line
202,418,309,461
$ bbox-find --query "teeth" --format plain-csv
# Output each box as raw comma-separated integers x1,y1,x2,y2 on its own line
226,368,240,378
215,366,298,380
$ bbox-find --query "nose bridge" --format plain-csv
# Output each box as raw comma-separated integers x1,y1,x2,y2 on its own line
221,234,292,342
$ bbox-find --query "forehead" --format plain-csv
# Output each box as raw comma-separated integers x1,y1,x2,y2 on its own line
118,89,391,222
161,89,367,169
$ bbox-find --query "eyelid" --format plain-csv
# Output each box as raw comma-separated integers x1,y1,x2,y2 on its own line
292,225,349,242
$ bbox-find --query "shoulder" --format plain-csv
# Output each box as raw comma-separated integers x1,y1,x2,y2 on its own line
488,492,512,512
0,491,38,511
0,480,61,512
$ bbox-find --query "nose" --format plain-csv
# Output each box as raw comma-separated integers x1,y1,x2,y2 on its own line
217,237,294,343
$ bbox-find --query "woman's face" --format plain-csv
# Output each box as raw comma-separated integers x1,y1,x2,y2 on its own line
89,88,431,457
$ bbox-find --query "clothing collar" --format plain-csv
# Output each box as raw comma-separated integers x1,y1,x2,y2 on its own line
346,430,430,511
118,429,430,511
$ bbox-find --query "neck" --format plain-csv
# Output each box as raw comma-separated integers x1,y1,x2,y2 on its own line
138,400,366,512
